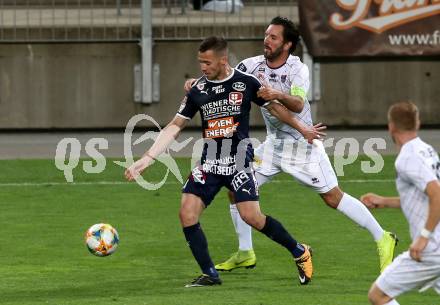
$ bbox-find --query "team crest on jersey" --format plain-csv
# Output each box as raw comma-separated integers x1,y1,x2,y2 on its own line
232,82,246,92
229,92,243,106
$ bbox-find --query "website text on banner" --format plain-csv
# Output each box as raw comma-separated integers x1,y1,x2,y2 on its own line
298,0,440,57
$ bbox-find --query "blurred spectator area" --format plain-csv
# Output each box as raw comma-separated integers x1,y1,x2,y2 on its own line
0,0,298,41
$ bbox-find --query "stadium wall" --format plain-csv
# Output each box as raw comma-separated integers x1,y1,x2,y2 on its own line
0,41,438,129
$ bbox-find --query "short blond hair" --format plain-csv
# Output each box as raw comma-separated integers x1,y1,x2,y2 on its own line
388,101,419,131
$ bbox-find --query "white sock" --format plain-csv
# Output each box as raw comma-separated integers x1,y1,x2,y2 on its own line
384,300,400,305
229,204,253,251
337,193,384,241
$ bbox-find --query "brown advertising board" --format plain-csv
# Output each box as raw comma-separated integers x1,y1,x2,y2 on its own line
298,0,440,57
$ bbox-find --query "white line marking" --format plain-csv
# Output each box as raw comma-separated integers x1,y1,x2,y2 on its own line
0,179,394,187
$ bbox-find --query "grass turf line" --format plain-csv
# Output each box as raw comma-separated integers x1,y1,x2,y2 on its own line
0,156,438,305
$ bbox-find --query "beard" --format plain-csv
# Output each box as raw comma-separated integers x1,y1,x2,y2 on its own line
264,44,284,60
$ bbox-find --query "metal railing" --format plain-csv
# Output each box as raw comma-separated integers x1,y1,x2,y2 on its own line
0,0,298,42
155,0,297,40
0,0,141,42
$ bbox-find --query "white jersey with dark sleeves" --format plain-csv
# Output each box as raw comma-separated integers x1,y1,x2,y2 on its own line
236,54,312,141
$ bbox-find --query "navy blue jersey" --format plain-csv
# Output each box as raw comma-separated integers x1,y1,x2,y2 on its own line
177,69,267,175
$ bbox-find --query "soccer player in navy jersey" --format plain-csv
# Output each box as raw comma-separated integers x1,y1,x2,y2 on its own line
125,36,324,287
185,17,398,276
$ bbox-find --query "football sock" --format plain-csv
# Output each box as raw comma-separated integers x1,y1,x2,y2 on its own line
229,204,253,251
337,193,384,241
384,300,400,305
183,223,218,278
259,215,305,258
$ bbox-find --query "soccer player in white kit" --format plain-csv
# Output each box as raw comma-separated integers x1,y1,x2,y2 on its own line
213,17,398,276
361,101,440,305
185,17,397,279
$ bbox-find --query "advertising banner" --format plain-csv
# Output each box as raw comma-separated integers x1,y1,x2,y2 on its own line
299,0,440,56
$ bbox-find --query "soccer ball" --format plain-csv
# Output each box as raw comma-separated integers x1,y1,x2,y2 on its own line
85,223,119,257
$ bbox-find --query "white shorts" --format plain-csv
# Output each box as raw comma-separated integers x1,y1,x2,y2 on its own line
253,138,338,194
376,250,440,298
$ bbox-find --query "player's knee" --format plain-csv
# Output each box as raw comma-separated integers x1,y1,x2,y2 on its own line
321,187,343,209
367,290,377,305
240,212,265,229
179,207,198,226
321,194,338,208
367,284,383,305
367,290,373,304
179,194,203,226
239,212,253,226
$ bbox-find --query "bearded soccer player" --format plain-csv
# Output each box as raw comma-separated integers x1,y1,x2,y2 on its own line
125,36,324,287
184,17,397,276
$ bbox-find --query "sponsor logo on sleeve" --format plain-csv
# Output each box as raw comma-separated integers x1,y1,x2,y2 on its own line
237,63,247,72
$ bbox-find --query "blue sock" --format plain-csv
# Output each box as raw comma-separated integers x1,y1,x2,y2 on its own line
259,215,305,258
183,223,219,278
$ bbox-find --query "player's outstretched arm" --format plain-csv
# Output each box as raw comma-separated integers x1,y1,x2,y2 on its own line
410,180,440,261
360,193,401,209
264,101,326,144
124,116,188,181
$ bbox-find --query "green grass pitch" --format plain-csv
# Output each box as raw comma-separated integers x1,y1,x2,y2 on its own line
0,156,438,305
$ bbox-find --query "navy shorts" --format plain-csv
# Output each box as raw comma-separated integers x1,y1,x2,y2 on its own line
182,166,259,206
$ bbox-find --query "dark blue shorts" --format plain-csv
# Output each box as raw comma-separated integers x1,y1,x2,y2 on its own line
182,166,259,206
